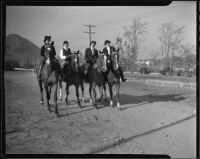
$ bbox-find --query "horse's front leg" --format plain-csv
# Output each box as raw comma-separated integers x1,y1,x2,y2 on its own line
103,83,107,101
98,85,103,103
48,85,52,105
92,82,98,108
80,81,85,103
108,83,114,107
75,84,82,108
44,84,51,112
116,83,121,110
65,83,69,105
38,80,43,104
54,82,59,116
59,78,62,101
89,83,93,104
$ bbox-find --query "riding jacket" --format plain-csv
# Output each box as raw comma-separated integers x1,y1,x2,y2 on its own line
85,47,98,64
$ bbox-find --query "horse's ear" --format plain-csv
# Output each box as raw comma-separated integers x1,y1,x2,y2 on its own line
99,50,102,54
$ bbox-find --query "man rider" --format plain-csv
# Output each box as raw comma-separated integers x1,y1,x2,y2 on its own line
102,40,127,82
84,40,99,74
38,35,56,79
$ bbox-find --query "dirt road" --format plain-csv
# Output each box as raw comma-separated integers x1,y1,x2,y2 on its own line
5,71,196,157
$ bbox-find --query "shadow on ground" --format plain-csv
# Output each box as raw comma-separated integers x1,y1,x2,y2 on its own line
88,114,196,154
48,93,186,116
115,93,186,110
49,98,110,117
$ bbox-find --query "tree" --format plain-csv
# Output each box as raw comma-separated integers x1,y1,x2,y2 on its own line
123,18,148,62
158,21,184,67
180,43,195,57
180,43,195,68
115,35,123,54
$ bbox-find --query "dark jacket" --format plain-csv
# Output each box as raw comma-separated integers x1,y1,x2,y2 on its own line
85,48,98,64
40,45,56,58
102,46,116,60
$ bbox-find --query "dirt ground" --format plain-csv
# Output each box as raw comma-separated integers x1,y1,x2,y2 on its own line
4,71,196,158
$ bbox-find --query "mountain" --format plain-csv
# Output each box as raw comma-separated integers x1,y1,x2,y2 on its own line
5,34,40,67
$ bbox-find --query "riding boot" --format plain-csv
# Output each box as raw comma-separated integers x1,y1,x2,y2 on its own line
119,67,127,82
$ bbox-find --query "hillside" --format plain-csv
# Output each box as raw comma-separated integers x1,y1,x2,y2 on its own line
5,34,40,67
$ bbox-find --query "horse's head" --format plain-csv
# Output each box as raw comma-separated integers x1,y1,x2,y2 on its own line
71,50,80,71
98,51,107,72
45,45,54,65
111,52,119,71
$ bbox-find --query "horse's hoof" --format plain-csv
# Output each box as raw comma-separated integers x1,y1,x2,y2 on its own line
110,102,114,108
65,100,69,105
117,106,121,110
40,101,43,105
55,110,59,117
48,107,52,113
117,103,121,109
78,103,82,108
82,97,85,102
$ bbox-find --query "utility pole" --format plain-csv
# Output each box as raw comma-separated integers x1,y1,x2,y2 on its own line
84,24,96,45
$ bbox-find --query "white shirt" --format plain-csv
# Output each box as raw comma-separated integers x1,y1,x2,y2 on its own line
60,47,68,59
91,47,94,55
107,46,110,55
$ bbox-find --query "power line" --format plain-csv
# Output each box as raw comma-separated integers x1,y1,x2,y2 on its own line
84,24,96,45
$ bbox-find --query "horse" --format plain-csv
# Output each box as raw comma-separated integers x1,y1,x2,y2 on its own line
59,50,84,107
91,53,108,108
36,45,60,116
80,51,108,105
104,52,121,109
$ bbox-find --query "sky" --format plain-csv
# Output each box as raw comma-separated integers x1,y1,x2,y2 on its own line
6,1,196,59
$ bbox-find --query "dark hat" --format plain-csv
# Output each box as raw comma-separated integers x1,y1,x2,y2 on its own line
90,40,96,46
63,41,69,45
43,35,51,42
104,40,111,45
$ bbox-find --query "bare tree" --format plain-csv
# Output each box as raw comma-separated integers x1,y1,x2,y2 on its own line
180,43,195,68
115,35,123,52
180,43,195,57
158,21,184,67
123,18,148,62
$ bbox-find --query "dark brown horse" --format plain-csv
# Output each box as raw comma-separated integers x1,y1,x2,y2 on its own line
36,45,60,116
91,53,108,108
104,52,121,109
80,51,108,105
59,50,84,107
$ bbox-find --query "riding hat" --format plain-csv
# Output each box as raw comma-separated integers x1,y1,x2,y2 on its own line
43,35,51,42
63,41,69,45
104,40,111,45
90,40,96,46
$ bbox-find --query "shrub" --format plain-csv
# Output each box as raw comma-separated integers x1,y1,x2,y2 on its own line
139,66,152,74
160,66,174,76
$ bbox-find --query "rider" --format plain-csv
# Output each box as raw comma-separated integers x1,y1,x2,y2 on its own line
84,40,99,74
59,41,72,78
38,35,53,79
102,40,127,82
